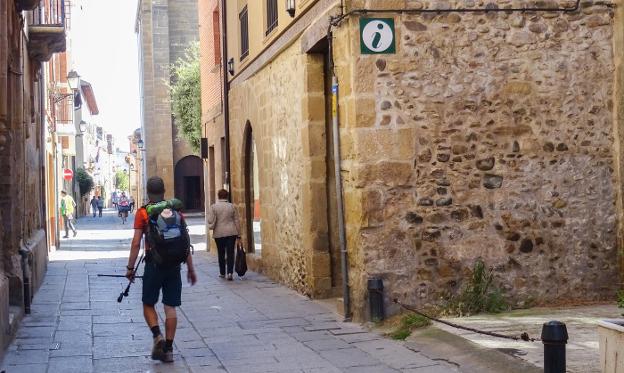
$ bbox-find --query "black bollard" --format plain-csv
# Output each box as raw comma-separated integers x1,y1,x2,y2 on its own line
368,278,384,322
541,321,568,373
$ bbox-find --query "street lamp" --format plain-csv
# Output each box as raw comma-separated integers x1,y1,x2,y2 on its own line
79,120,87,134
227,58,235,76
137,139,144,150
67,70,81,90
286,0,296,17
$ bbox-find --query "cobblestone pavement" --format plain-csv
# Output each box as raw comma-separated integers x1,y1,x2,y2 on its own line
1,210,459,373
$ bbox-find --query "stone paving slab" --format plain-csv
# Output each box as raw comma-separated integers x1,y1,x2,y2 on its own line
1,210,459,372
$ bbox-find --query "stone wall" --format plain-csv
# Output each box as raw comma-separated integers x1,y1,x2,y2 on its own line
336,0,620,319
228,42,333,297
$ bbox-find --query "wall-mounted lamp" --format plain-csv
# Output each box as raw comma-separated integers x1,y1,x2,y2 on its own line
227,58,235,76
79,120,87,134
137,139,144,149
286,0,296,17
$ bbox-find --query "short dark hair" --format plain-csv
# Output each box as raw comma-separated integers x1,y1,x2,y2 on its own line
217,189,229,200
146,176,165,195
61,190,67,195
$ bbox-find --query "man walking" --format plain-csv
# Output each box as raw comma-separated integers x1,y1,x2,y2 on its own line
90,196,98,218
125,176,197,363
60,191,77,238
97,196,104,217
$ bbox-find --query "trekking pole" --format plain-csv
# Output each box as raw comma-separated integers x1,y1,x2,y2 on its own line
117,252,144,303
98,274,143,279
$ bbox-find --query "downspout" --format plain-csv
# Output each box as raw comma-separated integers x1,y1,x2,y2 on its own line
220,0,231,201
328,28,351,321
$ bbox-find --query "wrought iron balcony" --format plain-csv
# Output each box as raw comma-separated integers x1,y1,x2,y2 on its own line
28,0,66,62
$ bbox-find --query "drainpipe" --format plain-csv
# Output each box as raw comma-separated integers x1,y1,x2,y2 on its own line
328,29,351,321
220,0,231,201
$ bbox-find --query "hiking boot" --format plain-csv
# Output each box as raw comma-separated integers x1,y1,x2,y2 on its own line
219,274,225,279
227,274,233,281
73,231,77,237
151,335,165,361
163,348,174,363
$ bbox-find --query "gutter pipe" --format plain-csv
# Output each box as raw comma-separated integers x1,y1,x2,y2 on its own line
220,0,231,201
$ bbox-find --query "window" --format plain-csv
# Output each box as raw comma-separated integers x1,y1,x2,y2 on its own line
239,6,249,60
266,0,278,36
212,8,221,66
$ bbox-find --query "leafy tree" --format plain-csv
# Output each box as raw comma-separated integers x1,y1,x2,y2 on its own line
170,42,201,152
76,168,94,197
115,170,129,191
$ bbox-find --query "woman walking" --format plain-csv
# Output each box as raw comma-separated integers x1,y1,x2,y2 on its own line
207,189,241,281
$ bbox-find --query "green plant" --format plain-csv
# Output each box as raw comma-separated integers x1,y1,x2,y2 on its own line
75,168,94,197
390,313,431,340
115,170,129,191
444,259,509,316
170,42,201,152
617,290,624,309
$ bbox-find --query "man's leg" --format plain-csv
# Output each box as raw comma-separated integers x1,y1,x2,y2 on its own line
63,216,69,237
164,305,177,355
69,218,77,236
161,267,182,363
142,262,167,361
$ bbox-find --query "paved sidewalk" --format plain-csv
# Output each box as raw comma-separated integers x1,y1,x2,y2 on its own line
1,210,458,373
434,304,618,372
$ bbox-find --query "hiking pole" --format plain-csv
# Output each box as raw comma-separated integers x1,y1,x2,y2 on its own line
98,274,143,279
117,252,144,303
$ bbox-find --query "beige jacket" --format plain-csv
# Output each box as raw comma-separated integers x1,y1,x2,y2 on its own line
207,200,241,238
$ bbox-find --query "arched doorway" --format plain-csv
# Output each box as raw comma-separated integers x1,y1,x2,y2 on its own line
174,155,204,211
243,122,261,253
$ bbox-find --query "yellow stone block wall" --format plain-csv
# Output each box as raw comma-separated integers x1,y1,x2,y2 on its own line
228,42,332,297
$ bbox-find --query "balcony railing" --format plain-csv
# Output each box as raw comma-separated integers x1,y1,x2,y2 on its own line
28,0,67,62
32,0,65,26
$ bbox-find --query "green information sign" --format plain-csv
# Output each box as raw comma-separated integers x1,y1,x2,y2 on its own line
360,18,396,55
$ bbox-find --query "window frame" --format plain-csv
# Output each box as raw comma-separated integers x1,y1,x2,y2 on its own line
265,0,278,36
239,5,249,61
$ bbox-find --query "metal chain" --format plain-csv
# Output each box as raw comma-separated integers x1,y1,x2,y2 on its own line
393,299,540,342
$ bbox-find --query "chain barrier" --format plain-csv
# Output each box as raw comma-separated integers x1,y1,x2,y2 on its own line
393,299,541,342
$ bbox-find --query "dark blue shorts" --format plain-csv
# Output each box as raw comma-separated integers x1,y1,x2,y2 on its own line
142,261,182,307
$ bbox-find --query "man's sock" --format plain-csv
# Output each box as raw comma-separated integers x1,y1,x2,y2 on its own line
150,325,162,339
165,339,174,352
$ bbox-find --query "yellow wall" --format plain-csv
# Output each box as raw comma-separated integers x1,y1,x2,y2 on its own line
226,0,319,79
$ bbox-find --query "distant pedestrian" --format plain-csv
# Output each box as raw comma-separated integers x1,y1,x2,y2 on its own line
125,176,196,363
207,189,241,281
129,196,136,213
90,196,98,218
97,196,104,217
60,191,77,238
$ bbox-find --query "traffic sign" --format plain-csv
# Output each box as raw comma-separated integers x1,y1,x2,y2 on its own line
360,18,396,55
63,169,73,181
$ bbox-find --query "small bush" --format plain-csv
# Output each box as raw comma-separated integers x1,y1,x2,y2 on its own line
617,290,624,309
443,259,509,316
76,168,94,197
390,313,431,340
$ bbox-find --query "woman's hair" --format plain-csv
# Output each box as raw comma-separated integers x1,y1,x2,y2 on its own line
217,189,229,200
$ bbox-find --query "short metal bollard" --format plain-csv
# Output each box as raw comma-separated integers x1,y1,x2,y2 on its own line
541,321,568,373
367,278,384,322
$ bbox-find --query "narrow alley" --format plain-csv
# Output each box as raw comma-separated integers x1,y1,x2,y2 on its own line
0,211,456,373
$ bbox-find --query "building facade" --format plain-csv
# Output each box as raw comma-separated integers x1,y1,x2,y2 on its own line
1,0,67,354
200,0,624,320
135,0,205,210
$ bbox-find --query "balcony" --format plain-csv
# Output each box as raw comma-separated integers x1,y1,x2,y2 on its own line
15,0,39,11
28,0,66,62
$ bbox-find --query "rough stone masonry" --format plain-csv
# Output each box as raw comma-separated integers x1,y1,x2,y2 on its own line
338,0,620,318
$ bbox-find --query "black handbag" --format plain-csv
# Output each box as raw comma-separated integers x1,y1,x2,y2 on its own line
235,241,247,277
